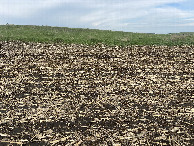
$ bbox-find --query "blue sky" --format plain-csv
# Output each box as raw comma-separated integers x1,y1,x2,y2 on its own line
0,0,194,34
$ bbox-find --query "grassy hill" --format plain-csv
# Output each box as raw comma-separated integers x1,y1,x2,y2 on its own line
1,24,194,46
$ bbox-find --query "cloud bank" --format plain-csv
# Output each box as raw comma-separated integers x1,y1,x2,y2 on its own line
0,0,194,33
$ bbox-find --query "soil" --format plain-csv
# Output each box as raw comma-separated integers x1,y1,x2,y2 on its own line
0,41,193,145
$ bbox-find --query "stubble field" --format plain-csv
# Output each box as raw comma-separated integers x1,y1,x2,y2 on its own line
0,41,193,145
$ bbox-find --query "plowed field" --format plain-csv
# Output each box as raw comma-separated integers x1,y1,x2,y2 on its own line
0,41,193,145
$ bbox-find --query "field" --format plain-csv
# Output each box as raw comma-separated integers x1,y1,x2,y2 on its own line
1,25,194,46
0,25,193,145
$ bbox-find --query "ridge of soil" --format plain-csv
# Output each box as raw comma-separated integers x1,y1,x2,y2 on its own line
0,41,193,145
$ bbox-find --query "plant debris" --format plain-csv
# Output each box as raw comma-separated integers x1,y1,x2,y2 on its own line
0,41,193,145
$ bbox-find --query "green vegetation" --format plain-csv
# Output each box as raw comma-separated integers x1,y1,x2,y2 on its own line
1,24,194,46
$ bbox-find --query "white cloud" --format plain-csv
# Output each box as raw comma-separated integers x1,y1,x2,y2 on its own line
0,0,55,17
0,0,80,18
0,0,186,18
185,18,194,21
0,0,194,33
177,22,194,26
79,0,193,32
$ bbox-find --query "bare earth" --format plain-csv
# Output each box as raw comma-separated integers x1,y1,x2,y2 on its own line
0,41,193,145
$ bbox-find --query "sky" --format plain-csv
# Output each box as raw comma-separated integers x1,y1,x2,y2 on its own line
0,0,194,34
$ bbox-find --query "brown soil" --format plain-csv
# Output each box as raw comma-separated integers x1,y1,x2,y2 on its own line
0,41,193,145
